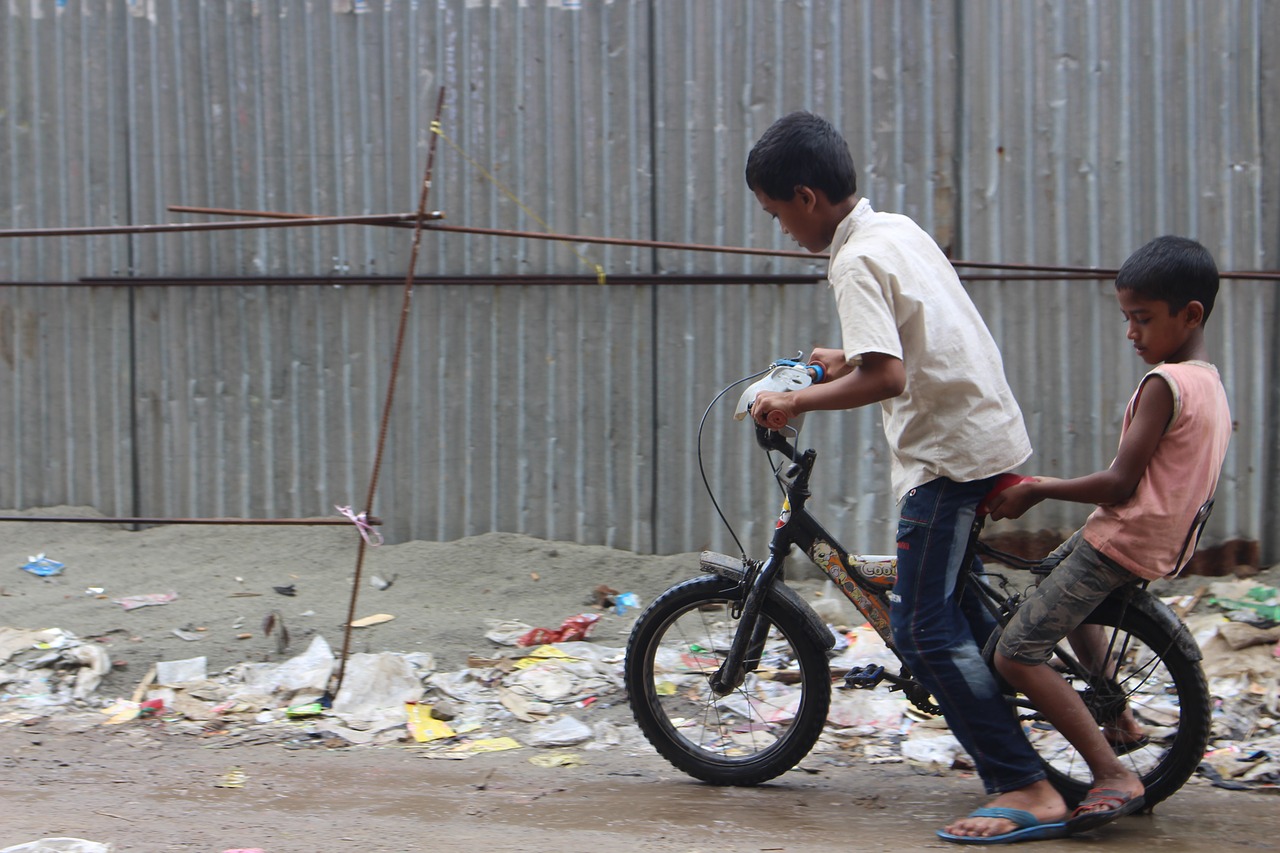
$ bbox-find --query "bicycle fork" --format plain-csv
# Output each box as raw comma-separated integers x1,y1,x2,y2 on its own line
708,555,779,696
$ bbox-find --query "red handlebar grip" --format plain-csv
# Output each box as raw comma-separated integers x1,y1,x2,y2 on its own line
765,410,789,430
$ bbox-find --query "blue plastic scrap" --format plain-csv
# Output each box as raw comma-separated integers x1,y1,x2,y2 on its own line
20,554,65,577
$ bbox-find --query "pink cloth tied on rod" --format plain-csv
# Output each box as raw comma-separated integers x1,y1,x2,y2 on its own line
335,505,384,546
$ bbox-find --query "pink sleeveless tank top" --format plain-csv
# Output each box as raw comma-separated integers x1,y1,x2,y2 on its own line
1083,361,1231,580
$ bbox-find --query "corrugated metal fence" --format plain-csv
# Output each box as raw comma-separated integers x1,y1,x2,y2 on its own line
3,1,1277,563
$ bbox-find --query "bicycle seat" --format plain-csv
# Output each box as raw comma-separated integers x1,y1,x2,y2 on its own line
976,473,1035,516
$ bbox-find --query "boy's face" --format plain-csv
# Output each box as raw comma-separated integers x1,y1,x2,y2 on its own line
753,186,832,253
1115,289,1203,365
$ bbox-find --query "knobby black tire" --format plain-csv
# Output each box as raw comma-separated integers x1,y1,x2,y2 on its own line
1021,595,1211,809
624,575,832,786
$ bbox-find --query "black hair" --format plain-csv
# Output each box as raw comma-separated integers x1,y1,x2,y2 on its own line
1115,235,1219,322
745,111,857,203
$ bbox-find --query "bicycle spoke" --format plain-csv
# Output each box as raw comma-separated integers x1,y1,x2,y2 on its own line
644,598,810,760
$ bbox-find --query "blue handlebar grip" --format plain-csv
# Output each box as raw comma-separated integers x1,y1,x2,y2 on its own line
807,361,825,384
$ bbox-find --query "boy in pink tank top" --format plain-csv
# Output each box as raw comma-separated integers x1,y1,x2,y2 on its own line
941,236,1231,842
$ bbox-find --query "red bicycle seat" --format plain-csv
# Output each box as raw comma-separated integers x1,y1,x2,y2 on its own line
977,473,1035,516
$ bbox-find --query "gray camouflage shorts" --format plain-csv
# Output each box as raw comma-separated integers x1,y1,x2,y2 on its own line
996,528,1138,665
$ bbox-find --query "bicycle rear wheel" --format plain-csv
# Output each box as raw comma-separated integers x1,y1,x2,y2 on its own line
624,575,832,786
1016,594,1211,809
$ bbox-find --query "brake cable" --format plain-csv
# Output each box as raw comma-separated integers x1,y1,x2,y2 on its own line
696,368,769,559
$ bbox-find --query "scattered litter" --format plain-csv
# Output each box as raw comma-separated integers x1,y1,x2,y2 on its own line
272,584,297,597
512,645,579,668
349,613,395,628
528,753,584,768
20,554,65,577
901,728,965,770
370,574,397,590
3,564,1279,790
0,627,76,661
112,592,178,611
517,613,600,647
0,840,112,853
406,702,456,742
501,690,553,722
484,619,537,646
591,584,619,607
69,644,112,699
1208,580,1280,624
262,611,290,655
587,586,641,615
100,697,164,725
1217,622,1280,651
330,652,424,716
214,766,247,788
452,736,521,754
155,656,208,686
522,715,593,747
238,634,334,702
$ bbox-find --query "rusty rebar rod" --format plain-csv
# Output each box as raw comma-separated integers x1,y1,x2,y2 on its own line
0,211,442,239
165,203,1280,281
0,515,380,526
332,85,450,699
4,202,1275,280
59,272,1112,286
168,203,821,261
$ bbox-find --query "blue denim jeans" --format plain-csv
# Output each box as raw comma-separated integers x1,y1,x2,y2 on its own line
891,476,1046,794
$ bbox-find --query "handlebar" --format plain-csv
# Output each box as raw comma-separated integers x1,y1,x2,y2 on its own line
734,358,823,432
763,409,791,431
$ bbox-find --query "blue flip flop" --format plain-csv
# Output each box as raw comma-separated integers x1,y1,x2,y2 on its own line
936,806,1071,845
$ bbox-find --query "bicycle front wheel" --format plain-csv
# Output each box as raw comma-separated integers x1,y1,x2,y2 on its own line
624,575,832,786
1019,595,1211,809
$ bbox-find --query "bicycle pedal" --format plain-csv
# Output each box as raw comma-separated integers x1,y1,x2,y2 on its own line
841,664,885,690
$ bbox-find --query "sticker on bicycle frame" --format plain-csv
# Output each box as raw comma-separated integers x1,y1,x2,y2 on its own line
809,540,893,638
851,556,897,589
776,498,791,529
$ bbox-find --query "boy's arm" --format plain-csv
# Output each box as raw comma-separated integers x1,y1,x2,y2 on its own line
988,375,1175,520
751,352,905,426
807,347,855,381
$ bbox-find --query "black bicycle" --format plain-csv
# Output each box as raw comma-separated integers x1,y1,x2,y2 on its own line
624,359,1211,809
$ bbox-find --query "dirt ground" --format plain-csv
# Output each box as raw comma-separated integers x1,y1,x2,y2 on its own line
1,508,1278,852
2,721,1279,852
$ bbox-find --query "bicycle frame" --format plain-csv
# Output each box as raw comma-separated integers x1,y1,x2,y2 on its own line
710,425,906,695
709,423,1083,703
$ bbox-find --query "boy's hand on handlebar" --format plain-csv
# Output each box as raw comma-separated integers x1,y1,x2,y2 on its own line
751,390,798,429
806,347,850,381
987,478,1050,520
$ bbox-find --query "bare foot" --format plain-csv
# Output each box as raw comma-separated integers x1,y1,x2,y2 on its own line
1101,705,1146,749
943,780,1068,839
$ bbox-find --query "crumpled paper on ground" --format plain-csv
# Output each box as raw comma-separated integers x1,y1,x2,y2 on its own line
330,652,425,717
226,634,334,707
0,840,112,853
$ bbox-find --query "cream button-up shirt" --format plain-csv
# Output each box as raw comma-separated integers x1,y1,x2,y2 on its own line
827,199,1031,500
